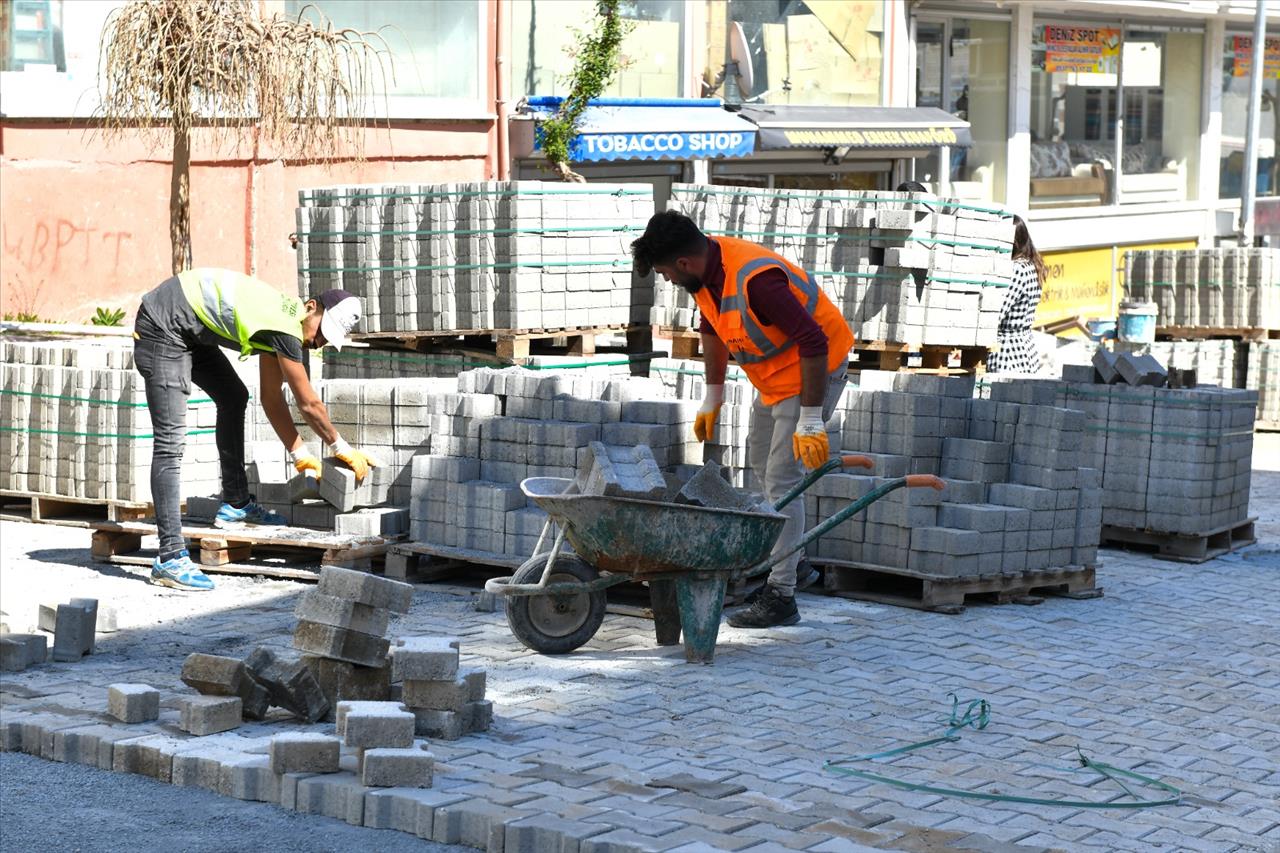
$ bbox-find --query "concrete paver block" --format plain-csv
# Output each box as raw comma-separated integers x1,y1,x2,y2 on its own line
337,700,415,748
0,633,46,671
295,590,389,637
390,636,460,682
361,745,435,788
269,732,341,774
579,442,666,500
674,461,757,510
107,683,160,723
292,620,391,668
179,653,270,720
317,565,413,614
221,753,282,802
244,646,330,723
50,599,96,661
401,669,485,712
301,655,392,717
178,696,243,736
411,707,465,740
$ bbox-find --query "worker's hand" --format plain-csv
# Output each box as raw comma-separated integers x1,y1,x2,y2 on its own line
792,407,829,470
331,438,377,482
290,446,322,479
693,384,724,443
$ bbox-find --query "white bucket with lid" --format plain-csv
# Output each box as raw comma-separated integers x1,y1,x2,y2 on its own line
1117,300,1158,343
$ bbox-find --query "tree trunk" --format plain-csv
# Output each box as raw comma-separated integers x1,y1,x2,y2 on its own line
555,160,587,183
170,126,192,274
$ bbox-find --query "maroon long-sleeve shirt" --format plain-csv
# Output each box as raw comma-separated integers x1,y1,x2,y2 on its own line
696,239,829,357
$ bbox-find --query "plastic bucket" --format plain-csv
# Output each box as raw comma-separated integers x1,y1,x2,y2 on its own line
1117,300,1157,343
1086,319,1116,341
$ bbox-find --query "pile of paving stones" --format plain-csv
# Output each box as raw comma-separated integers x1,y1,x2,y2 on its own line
1125,246,1279,328
1,596,116,672
294,181,654,333
391,637,492,740
1246,340,1279,425
0,337,227,503
662,184,1012,347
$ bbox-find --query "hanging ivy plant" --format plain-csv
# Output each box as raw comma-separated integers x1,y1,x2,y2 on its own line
540,0,631,182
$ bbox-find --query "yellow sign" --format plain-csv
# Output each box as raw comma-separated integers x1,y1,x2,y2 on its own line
1034,240,1196,329
1043,26,1120,74
1231,36,1280,79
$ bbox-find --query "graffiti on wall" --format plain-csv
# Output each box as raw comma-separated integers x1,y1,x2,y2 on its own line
1,219,134,317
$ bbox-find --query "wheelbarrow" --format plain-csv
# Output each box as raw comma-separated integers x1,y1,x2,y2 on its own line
484,455,945,664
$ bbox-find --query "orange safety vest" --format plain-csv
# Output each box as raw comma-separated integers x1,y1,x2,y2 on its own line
694,236,854,406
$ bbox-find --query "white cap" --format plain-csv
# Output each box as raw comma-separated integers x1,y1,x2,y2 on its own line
317,289,361,350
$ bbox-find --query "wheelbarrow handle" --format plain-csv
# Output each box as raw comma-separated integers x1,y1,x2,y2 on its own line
772,454,873,511
745,475,947,579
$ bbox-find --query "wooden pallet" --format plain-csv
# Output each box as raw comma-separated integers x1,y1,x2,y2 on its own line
1101,518,1257,564
660,329,989,375
353,323,637,361
0,490,151,527
1156,326,1278,342
820,559,1100,614
89,519,401,579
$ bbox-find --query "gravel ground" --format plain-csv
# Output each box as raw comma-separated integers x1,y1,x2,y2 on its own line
0,752,467,853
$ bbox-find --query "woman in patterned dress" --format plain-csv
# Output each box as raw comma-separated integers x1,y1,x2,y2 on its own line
987,215,1046,374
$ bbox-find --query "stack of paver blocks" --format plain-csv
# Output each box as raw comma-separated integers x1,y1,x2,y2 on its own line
665,185,1012,347
295,181,653,333
391,637,492,740
0,337,223,502
1051,374,1257,536
292,566,412,718
337,701,435,788
812,372,1101,577
1125,247,1279,328
1247,341,1280,426
1116,339,1240,389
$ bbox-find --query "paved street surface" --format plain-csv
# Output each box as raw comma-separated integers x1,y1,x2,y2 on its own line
1,435,1277,852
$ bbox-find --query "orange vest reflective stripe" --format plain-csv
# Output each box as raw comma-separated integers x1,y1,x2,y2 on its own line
694,237,854,406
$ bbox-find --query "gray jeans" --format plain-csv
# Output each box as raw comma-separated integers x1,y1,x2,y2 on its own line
134,335,250,558
747,367,848,594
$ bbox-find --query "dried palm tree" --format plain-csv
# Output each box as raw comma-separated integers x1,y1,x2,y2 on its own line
97,0,390,274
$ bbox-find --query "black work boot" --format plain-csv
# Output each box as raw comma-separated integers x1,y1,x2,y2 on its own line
745,560,817,604
728,584,800,628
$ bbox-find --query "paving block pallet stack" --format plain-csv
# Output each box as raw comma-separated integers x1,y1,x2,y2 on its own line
815,372,1101,580
1124,247,1279,329
663,185,1012,348
295,181,654,334
0,337,223,503
1247,341,1280,427
1045,375,1258,538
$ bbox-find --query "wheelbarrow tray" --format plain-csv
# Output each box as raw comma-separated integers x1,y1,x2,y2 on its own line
521,477,787,578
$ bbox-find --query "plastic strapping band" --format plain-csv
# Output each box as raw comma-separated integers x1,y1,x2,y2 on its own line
823,695,1181,809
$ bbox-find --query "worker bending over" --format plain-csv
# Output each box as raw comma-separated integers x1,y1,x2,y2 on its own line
631,212,854,628
133,268,377,591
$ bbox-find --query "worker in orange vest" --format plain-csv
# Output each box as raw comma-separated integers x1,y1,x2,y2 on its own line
632,211,854,628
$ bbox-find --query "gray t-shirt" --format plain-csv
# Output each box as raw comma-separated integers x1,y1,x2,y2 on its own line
137,276,304,362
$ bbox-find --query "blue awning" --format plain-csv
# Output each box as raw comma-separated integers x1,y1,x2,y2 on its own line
522,97,757,163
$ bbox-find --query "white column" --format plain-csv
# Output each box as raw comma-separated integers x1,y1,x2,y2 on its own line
1005,2,1034,213
1200,16,1226,232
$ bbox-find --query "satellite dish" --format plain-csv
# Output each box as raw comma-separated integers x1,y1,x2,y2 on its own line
728,22,755,95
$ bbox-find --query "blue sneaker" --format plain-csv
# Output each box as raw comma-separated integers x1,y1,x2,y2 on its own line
150,550,214,591
215,500,288,528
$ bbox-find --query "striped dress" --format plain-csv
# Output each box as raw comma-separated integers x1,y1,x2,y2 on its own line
988,258,1042,374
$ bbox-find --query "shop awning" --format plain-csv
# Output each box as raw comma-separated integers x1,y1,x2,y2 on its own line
522,97,757,162
737,105,972,151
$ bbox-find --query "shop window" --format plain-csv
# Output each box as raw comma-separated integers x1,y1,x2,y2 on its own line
1220,33,1280,200
914,17,1009,202
705,1,883,106
510,1,684,99
286,0,481,103
0,0,122,115
1030,23,1201,208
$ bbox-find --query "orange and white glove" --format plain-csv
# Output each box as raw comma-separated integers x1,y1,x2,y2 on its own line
290,445,322,479
693,384,724,443
792,406,830,470
331,437,377,483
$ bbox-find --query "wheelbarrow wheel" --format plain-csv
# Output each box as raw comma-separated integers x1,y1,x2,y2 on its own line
505,554,607,655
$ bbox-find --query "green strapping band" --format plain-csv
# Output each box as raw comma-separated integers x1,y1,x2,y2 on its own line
0,388,220,407
673,186,1014,217
0,425,217,440
824,695,1181,809
302,187,650,201
298,224,641,239
300,258,632,274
